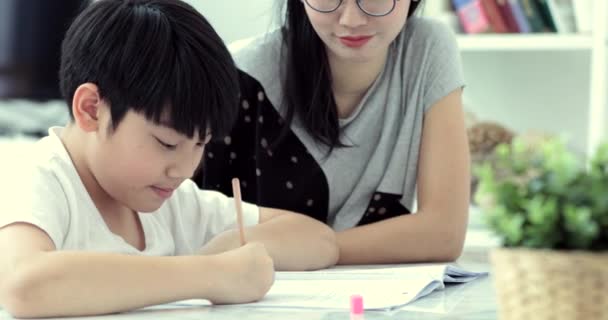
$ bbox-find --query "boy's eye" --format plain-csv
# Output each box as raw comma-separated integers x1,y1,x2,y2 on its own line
156,138,177,150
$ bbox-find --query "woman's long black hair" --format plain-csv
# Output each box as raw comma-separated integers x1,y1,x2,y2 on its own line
278,0,422,152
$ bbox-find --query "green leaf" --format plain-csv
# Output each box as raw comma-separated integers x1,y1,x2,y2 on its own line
477,139,608,251
525,196,558,226
564,206,599,249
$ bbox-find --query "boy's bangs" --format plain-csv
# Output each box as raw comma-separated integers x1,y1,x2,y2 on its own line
116,4,238,140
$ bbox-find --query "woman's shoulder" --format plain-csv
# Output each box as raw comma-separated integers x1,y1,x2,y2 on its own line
400,17,458,49
229,30,284,106
229,29,284,75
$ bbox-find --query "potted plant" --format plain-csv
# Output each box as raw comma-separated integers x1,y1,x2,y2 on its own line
474,136,608,320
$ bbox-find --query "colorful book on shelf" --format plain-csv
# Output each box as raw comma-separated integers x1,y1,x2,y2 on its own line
533,0,558,33
494,0,522,32
506,0,532,33
518,0,549,32
480,0,509,33
452,0,492,34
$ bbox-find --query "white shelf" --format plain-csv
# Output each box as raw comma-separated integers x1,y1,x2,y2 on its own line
456,34,594,51
444,0,606,157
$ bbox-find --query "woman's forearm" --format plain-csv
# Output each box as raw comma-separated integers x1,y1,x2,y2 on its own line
336,210,467,265
246,208,339,271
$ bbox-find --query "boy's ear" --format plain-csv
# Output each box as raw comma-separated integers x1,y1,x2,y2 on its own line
72,83,104,132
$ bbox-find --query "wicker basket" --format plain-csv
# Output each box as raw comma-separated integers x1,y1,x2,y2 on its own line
491,248,608,320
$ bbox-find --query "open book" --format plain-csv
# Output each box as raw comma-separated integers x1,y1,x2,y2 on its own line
169,264,487,311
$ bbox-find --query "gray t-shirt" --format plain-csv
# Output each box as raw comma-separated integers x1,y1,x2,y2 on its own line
208,18,464,231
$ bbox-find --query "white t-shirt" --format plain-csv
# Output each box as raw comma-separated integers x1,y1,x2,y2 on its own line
0,127,259,255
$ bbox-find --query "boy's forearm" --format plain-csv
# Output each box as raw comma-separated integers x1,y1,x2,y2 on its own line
246,210,339,271
2,252,214,318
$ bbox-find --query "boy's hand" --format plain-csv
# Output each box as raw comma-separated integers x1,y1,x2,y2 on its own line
205,242,274,304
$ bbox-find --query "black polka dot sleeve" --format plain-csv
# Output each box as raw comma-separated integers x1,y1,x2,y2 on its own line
193,70,330,224
193,70,261,200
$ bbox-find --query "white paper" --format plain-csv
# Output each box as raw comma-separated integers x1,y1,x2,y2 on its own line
168,264,487,311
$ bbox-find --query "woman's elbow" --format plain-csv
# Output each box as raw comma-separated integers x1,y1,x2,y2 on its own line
438,227,467,262
434,205,468,262
442,241,465,262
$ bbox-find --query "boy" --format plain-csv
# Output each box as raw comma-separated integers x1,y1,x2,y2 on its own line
0,0,339,318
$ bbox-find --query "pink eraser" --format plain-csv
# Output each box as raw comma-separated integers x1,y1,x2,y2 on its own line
350,294,364,315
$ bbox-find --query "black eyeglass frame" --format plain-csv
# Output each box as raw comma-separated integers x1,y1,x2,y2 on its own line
303,0,404,17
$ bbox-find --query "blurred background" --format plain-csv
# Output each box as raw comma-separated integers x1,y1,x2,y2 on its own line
0,0,606,168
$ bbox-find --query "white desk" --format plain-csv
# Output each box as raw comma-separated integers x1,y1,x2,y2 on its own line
0,250,497,320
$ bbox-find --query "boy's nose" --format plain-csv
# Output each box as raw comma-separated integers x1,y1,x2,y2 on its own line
167,153,200,179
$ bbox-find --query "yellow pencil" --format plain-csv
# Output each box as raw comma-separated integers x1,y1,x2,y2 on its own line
231,178,246,246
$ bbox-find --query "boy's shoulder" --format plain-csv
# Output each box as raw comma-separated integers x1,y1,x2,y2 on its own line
22,127,77,181
0,128,75,240
1,127,80,214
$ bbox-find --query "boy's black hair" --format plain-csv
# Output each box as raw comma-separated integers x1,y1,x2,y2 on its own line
60,0,239,140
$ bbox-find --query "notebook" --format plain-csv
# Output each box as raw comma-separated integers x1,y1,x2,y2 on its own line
167,264,488,311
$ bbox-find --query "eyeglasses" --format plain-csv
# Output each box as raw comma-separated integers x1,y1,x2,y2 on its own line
303,0,403,17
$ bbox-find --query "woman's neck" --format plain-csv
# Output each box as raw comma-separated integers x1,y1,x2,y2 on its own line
328,50,388,118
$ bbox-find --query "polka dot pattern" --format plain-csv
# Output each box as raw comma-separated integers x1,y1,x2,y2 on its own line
194,70,329,224
198,71,414,227
359,192,411,226
196,71,412,227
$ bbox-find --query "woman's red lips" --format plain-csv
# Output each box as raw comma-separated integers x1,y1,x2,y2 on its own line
339,35,373,48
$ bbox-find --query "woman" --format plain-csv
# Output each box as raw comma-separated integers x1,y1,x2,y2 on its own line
195,0,470,264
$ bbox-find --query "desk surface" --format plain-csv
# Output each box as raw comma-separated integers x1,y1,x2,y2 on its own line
0,249,497,320
145,274,496,320
0,279,495,320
